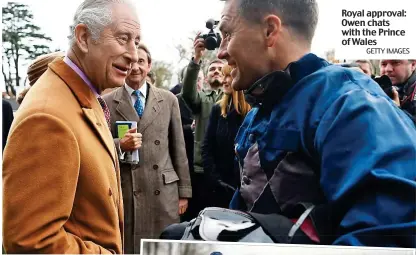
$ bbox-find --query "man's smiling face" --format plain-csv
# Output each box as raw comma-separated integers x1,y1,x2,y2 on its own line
217,0,271,91
83,3,141,90
126,48,151,89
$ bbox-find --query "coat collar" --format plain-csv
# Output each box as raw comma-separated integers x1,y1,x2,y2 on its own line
48,57,117,165
113,83,163,134
244,53,330,107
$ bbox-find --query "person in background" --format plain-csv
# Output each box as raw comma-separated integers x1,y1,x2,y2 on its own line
355,59,374,77
181,38,225,214
3,0,140,253
2,99,14,151
202,64,251,208
170,66,199,222
171,67,204,95
380,59,416,119
16,88,30,105
27,51,66,86
17,51,66,105
103,43,192,254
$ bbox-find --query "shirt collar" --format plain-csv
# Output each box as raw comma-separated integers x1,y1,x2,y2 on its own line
204,87,222,96
63,56,100,98
125,82,148,98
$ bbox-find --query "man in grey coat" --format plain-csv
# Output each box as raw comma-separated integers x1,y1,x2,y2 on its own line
103,43,192,254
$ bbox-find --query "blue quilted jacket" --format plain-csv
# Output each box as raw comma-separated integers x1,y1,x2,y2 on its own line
230,53,416,247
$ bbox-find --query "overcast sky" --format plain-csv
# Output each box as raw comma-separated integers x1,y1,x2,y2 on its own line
1,0,337,92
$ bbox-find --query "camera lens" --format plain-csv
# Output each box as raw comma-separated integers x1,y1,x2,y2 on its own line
205,36,218,50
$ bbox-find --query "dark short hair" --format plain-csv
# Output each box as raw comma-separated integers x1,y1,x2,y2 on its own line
233,0,319,43
138,43,152,64
206,59,224,74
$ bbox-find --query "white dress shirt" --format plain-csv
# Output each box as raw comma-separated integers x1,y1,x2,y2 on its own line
119,82,148,160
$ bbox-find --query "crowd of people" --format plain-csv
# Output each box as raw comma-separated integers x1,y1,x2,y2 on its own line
2,0,416,253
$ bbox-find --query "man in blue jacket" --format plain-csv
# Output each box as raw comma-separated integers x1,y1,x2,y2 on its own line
217,0,416,247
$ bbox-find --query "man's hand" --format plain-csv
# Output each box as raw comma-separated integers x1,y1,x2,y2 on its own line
191,120,196,131
120,128,142,152
391,87,401,107
193,32,206,64
178,198,188,215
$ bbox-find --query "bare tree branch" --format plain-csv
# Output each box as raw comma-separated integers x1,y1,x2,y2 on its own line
2,2,52,92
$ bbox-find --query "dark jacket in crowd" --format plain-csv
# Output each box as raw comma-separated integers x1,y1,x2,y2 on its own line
176,94,195,175
397,70,416,120
170,83,183,96
231,53,416,247
2,99,14,152
202,102,242,207
171,84,194,172
171,84,199,221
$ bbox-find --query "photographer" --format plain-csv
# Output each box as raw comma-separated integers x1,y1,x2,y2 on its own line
380,59,416,119
181,31,225,214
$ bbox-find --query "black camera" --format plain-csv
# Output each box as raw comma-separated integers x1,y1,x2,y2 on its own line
373,75,398,99
199,19,222,50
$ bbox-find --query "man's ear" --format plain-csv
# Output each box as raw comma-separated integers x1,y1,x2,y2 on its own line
74,24,90,53
263,15,282,48
410,60,416,72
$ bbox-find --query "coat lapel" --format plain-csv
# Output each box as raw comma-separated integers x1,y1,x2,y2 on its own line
138,85,163,134
114,87,141,123
48,57,117,165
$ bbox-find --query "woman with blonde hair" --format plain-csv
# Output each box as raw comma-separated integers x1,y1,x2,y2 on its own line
201,64,251,208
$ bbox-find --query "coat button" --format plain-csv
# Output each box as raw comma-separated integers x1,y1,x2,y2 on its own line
154,190,160,195
155,140,160,145
109,188,113,196
153,165,159,170
97,122,102,126
133,189,141,196
242,175,251,185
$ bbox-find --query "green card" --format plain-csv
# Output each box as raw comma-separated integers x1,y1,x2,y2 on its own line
117,124,130,139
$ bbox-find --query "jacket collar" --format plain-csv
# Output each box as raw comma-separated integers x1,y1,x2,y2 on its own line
244,53,330,107
49,57,96,109
204,87,223,97
48,57,117,165
113,83,163,134
403,70,416,90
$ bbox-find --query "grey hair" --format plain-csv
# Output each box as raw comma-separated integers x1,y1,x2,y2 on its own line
68,0,134,46
235,0,319,44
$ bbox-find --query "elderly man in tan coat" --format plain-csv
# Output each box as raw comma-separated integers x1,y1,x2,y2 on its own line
2,0,141,253
103,43,192,254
